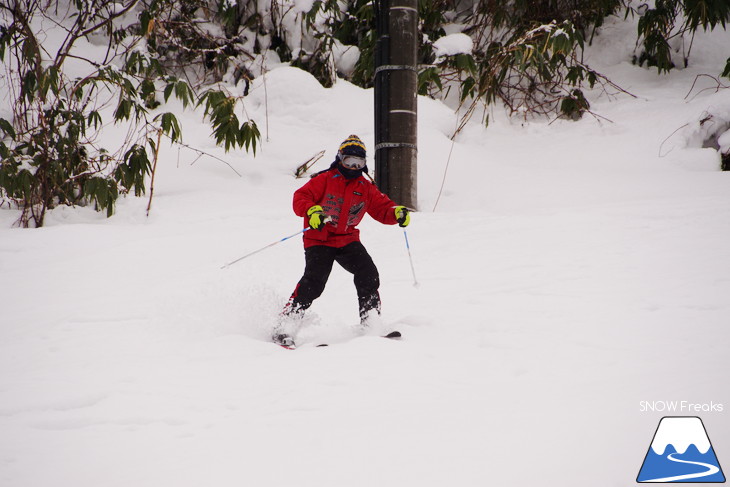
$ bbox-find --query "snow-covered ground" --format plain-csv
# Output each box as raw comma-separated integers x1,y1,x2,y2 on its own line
1,14,729,487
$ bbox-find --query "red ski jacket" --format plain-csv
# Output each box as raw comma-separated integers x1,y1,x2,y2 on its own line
293,168,399,248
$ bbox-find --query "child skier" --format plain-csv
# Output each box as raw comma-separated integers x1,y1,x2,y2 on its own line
274,135,410,347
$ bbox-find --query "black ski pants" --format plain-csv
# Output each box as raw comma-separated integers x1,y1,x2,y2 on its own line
287,241,381,320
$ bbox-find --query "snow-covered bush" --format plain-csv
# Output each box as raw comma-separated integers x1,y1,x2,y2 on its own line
0,0,259,227
630,0,730,73
416,0,626,124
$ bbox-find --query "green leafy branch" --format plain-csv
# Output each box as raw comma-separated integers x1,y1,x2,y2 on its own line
631,0,730,73
199,89,260,154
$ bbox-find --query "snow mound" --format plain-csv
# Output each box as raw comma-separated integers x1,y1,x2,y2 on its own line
432,33,473,58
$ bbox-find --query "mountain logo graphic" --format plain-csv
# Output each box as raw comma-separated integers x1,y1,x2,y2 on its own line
637,416,726,483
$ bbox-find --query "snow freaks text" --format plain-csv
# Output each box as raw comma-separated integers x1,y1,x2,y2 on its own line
639,401,724,413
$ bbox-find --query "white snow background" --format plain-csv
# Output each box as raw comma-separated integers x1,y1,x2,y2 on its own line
1,12,730,487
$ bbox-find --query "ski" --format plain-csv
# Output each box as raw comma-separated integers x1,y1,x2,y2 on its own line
275,330,402,349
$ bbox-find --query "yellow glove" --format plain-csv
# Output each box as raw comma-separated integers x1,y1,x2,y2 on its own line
307,205,327,230
394,206,410,227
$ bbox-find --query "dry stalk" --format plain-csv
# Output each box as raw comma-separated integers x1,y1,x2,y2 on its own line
146,128,163,217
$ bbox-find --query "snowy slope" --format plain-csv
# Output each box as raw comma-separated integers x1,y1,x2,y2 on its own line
1,13,730,487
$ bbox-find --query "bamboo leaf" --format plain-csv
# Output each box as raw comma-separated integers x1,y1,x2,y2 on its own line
0,118,16,139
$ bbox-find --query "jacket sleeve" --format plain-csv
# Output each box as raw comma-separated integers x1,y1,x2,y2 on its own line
366,182,399,225
293,173,326,217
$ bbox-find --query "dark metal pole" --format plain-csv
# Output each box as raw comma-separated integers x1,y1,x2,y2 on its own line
374,0,417,209
374,0,390,195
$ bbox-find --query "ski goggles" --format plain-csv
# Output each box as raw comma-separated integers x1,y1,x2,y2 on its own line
340,154,366,170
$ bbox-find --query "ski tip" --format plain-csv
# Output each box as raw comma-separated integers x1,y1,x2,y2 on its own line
384,330,402,339
273,334,296,350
